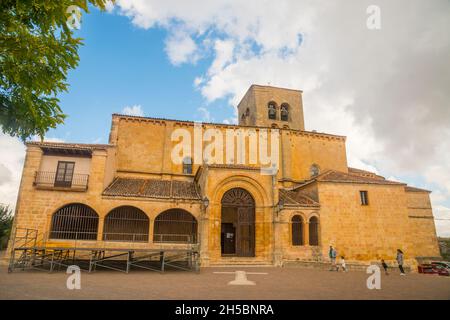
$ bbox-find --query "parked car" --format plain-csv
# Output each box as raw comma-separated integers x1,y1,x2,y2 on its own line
431,261,450,270
418,263,449,276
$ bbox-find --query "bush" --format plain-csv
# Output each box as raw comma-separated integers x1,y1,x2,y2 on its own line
0,205,13,250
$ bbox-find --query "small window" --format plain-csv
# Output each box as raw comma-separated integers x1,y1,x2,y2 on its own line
360,191,369,205
182,157,193,174
309,216,319,246
310,164,320,177
291,215,304,246
55,161,75,187
268,102,277,120
280,104,289,121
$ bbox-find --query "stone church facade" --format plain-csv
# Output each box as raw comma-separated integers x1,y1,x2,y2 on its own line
9,85,441,268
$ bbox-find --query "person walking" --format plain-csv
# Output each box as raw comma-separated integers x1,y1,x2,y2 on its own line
329,246,338,271
396,249,405,275
381,259,389,275
339,256,347,272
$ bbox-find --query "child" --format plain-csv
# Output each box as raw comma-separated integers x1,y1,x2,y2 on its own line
339,256,347,272
381,259,389,275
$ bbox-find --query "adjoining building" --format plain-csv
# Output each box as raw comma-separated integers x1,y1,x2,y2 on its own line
9,85,441,268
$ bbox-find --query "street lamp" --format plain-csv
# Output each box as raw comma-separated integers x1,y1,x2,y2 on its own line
202,197,209,209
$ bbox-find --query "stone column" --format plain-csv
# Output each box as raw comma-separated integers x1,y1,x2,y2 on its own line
305,222,310,246
199,203,210,266
97,217,104,242
273,208,283,266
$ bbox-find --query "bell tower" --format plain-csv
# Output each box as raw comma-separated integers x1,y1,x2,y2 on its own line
237,84,305,130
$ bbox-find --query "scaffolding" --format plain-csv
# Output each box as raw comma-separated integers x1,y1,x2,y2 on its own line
8,228,200,274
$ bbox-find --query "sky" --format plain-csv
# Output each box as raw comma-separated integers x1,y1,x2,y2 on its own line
0,0,449,236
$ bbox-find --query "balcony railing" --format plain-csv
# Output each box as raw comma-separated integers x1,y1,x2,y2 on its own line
34,171,89,191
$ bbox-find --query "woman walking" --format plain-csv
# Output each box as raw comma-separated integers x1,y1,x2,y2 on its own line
396,249,405,276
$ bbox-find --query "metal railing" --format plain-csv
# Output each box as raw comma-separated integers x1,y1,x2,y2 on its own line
153,234,196,244
49,231,97,241
103,232,149,242
34,171,89,190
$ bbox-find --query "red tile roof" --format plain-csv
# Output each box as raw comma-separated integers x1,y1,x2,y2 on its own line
348,167,385,180
313,170,404,186
27,141,111,150
103,178,201,200
279,189,320,207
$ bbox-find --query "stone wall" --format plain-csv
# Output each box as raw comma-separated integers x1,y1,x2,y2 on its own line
316,181,440,266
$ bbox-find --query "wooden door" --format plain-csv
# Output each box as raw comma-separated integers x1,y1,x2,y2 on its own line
221,223,236,254
236,207,255,257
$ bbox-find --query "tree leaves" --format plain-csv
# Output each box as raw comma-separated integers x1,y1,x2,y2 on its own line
0,0,112,140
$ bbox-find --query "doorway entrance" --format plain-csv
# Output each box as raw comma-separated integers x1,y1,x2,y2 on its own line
221,188,255,257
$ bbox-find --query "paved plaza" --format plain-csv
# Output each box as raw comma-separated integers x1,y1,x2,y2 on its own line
0,265,449,300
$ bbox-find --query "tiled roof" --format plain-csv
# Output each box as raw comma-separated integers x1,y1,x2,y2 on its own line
103,178,201,200
348,167,385,180
405,186,431,193
302,170,405,186
27,141,111,150
279,189,319,207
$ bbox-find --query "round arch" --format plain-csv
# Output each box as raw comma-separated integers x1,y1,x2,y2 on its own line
50,203,99,240
103,206,149,242
153,209,198,243
211,175,269,209
280,103,289,121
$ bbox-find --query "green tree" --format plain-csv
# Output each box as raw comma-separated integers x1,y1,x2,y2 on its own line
0,204,13,250
0,0,112,140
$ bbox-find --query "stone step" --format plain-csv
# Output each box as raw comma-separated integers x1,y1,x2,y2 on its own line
208,259,274,267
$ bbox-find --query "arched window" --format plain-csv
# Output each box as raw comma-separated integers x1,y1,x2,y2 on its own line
103,206,149,242
280,103,289,121
310,164,320,177
183,157,192,174
245,108,250,116
50,203,98,240
153,209,198,243
291,215,304,246
309,216,319,246
268,102,277,120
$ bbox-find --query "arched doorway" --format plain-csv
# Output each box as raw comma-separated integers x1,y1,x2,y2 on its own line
221,188,255,257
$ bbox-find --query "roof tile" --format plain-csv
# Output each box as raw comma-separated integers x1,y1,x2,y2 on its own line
103,178,201,200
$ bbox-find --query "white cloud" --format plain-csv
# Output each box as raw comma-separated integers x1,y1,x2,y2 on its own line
165,30,200,65
434,205,450,238
0,132,26,212
122,104,144,116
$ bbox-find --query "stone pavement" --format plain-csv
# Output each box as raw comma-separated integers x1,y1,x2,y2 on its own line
0,266,449,300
